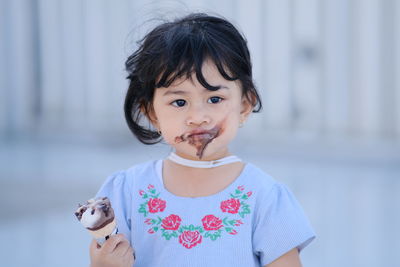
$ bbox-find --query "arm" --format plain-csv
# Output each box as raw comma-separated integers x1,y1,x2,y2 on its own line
264,248,302,267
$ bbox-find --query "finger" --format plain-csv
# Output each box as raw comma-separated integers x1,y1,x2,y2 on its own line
123,247,135,265
101,234,125,253
123,246,134,258
114,239,130,257
90,239,100,252
89,239,101,261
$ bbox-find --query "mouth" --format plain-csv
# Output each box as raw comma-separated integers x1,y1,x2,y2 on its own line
175,128,218,143
174,126,222,159
188,131,214,139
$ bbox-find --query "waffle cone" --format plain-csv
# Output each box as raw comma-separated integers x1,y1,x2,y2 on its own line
88,219,117,239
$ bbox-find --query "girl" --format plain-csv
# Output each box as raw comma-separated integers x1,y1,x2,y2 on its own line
89,13,315,267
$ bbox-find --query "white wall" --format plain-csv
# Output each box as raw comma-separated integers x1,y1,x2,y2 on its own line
1,0,399,140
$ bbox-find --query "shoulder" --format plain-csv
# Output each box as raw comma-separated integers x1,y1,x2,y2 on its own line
97,159,159,195
243,163,299,211
243,162,279,196
125,159,158,180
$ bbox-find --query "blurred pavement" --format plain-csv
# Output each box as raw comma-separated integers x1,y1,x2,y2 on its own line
0,135,399,267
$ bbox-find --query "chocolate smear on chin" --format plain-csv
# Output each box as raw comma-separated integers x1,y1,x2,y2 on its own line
174,126,221,159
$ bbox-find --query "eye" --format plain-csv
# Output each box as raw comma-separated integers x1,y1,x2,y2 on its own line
171,99,186,107
208,96,223,104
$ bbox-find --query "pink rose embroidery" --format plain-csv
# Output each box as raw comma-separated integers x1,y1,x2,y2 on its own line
162,214,182,230
220,198,241,214
147,198,166,213
201,215,223,231
179,230,202,249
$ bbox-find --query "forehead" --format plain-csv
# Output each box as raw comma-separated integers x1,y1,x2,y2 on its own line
164,59,238,90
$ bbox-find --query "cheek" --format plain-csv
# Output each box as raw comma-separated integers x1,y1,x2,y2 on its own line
215,115,240,141
221,102,242,124
215,101,241,121
224,97,243,112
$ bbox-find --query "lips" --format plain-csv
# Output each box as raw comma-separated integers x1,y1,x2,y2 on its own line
188,132,212,138
188,129,212,137
175,129,213,143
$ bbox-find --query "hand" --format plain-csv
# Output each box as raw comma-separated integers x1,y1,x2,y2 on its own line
90,234,135,267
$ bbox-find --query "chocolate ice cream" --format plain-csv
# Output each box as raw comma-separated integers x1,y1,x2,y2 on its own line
75,197,117,242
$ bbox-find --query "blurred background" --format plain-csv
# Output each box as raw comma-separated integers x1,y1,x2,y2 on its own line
1,0,399,266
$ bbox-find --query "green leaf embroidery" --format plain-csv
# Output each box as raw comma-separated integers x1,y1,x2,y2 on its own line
204,230,222,241
243,207,251,214
162,231,174,240
138,204,148,217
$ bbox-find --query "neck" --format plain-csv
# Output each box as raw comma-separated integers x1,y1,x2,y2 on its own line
165,157,244,175
174,149,231,162
167,151,241,169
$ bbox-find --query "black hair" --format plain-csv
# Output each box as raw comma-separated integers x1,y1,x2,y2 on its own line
124,13,262,144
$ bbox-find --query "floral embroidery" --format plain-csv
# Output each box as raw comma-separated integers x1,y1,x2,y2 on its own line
179,229,203,249
148,198,166,213
162,214,181,230
202,215,223,231
138,184,253,249
227,185,252,218
220,198,241,214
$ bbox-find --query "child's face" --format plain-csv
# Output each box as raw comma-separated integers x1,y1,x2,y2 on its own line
150,59,253,160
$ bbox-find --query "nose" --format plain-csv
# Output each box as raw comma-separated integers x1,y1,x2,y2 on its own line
185,103,211,126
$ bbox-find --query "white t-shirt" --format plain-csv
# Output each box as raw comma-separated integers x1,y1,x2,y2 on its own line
96,159,315,267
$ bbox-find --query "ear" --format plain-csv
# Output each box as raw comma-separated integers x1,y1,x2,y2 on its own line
240,93,255,123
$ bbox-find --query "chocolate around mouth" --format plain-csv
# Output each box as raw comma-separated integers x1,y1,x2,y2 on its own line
175,126,221,159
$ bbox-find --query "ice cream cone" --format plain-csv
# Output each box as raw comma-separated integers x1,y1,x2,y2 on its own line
88,218,117,239
75,197,118,245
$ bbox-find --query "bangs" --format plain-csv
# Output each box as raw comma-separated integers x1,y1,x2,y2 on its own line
152,21,245,91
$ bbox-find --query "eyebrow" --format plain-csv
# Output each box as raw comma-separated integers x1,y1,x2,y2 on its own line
163,86,229,96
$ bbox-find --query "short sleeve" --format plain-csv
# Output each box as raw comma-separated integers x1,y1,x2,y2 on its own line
95,170,132,244
252,183,316,266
